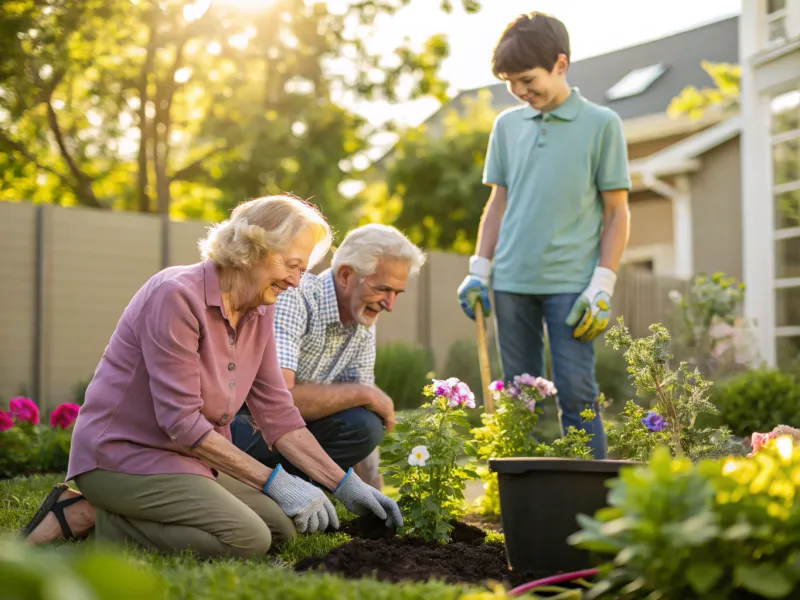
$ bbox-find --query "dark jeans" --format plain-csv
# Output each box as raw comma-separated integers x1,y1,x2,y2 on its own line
230,407,385,480
493,291,607,459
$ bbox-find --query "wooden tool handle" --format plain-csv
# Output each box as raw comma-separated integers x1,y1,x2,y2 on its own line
475,303,494,413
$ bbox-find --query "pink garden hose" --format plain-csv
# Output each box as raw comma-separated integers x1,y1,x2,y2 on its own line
507,568,599,596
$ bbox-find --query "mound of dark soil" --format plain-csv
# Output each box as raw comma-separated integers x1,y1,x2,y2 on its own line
294,515,537,587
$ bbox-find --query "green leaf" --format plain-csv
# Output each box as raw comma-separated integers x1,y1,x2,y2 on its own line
735,563,794,598
686,562,724,594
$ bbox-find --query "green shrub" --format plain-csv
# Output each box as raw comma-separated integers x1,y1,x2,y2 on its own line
569,439,800,599
711,368,800,437
374,342,435,411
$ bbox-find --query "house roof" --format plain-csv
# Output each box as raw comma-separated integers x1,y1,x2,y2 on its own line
440,15,739,123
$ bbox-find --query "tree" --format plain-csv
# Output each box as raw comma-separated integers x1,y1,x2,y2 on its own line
357,88,495,253
667,60,740,119
0,0,481,235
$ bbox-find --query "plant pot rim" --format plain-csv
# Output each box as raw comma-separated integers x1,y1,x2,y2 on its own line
488,456,641,474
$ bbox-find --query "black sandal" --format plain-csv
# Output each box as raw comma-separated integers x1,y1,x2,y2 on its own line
21,483,87,541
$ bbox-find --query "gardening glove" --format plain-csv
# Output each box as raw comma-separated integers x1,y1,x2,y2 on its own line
565,266,617,342
332,467,403,528
457,256,492,320
262,463,340,533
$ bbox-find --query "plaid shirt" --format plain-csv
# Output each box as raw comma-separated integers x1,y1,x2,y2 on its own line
273,268,376,385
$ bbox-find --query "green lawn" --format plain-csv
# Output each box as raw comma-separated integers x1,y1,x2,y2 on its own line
1,474,503,600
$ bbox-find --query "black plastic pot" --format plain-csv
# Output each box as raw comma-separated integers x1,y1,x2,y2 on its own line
489,457,639,577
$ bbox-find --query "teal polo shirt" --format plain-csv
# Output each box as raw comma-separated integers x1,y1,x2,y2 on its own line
483,87,631,295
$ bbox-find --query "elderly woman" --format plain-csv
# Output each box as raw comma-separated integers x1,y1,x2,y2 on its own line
22,195,401,558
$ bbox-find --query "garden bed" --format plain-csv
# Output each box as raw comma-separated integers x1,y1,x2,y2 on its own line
294,515,536,587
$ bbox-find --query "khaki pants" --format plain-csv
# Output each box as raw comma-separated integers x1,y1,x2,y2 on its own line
75,469,296,559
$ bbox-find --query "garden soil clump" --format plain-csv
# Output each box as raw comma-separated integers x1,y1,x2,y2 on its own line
293,516,536,587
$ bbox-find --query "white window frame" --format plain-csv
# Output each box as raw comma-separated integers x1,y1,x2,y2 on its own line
764,1,788,48
771,79,800,366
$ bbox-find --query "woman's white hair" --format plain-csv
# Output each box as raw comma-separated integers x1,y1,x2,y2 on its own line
198,195,332,270
331,223,426,278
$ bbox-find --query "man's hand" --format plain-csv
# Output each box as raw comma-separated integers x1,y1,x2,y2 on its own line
457,256,492,320
367,387,396,432
565,266,617,342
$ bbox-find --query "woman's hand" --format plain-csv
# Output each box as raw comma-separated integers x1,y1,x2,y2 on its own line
332,468,403,528
262,464,339,533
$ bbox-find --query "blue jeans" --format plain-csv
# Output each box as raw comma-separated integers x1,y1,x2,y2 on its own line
493,291,607,459
230,407,385,480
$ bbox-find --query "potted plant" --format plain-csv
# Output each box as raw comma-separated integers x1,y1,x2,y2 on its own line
488,318,742,577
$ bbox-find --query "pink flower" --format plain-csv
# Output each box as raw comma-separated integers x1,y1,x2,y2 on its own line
526,400,537,412
435,377,475,409
50,403,81,429
0,410,13,432
748,431,777,456
432,379,452,398
9,397,39,425
488,380,504,392
514,373,537,387
534,377,557,397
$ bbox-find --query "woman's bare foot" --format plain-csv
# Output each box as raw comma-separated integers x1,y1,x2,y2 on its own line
25,486,96,544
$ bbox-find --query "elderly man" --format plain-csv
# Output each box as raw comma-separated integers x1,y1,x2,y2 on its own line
231,223,426,489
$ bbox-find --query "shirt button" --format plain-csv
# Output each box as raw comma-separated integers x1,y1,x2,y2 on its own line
228,337,234,345
228,362,235,371
229,381,235,388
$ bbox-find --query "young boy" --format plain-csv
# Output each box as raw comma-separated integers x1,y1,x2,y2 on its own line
457,12,631,459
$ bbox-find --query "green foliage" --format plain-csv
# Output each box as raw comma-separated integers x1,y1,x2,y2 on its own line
711,368,800,438
359,89,497,253
667,61,740,120
667,272,747,378
380,380,478,543
604,318,742,462
469,377,593,516
0,0,481,236
374,342,435,411
569,439,800,599
0,538,163,600
0,421,72,479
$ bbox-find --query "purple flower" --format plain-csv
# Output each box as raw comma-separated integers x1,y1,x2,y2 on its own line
507,384,520,398
433,377,475,409
526,400,537,413
9,397,39,425
514,373,537,387
432,379,452,398
641,410,666,432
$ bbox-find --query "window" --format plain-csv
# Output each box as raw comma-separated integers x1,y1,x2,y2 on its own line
772,82,800,365
768,0,786,13
765,0,788,45
629,259,654,273
605,64,667,101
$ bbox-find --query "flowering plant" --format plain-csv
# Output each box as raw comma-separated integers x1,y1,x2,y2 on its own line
0,397,78,478
380,377,479,542
604,318,742,462
469,374,594,516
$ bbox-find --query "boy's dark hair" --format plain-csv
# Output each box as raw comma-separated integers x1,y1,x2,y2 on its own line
491,12,571,77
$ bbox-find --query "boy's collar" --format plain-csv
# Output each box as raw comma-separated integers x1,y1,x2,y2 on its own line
523,86,583,121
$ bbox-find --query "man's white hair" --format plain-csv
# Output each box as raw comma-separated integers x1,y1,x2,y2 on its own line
331,224,426,278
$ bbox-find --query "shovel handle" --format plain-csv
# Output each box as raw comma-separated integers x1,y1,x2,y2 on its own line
474,302,494,413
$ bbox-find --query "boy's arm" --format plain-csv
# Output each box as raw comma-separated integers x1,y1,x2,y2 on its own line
475,185,508,260
598,189,630,272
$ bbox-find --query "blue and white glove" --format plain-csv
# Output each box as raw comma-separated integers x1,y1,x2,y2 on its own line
262,463,340,533
457,256,492,320
332,468,403,528
565,266,617,342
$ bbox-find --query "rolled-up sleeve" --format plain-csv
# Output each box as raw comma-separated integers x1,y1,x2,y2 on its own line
139,283,215,447
247,318,306,449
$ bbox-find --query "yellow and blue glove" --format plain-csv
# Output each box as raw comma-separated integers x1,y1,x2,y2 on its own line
565,266,617,342
457,256,492,320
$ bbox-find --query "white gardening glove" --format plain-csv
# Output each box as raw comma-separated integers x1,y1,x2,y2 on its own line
332,468,403,528
262,463,340,533
565,266,617,341
457,256,492,320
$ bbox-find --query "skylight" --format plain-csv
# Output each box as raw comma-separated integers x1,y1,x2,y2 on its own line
605,63,668,101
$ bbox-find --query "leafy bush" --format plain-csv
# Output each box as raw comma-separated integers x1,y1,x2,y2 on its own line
374,342,435,411
603,318,742,462
0,397,78,478
380,377,478,542
711,368,800,437
468,375,594,516
569,438,800,599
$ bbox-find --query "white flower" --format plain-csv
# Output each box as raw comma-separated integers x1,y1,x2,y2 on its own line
668,290,683,304
407,445,430,467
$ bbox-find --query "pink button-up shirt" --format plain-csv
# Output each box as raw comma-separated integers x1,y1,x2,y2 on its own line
66,260,306,481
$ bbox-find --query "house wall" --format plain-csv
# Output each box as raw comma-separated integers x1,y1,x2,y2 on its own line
689,137,744,281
